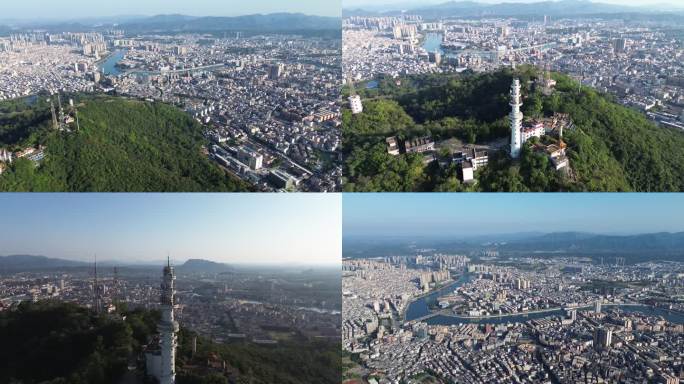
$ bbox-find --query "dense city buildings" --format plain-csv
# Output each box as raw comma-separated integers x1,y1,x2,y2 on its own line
343,252,684,384
0,261,341,345
343,12,684,131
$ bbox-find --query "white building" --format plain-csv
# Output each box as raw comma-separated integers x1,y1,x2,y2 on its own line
0,148,12,163
510,79,523,158
237,147,264,170
349,95,363,114
386,137,400,155
522,122,545,143
462,161,474,183
454,148,489,171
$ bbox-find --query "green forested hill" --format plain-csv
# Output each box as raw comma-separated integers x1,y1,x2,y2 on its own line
176,328,341,384
0,96,251,192
343,68,684,192
0,301,155,384
0,301,340,384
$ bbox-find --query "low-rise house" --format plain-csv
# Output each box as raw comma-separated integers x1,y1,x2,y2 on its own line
404,136,435,154
386,136,400,155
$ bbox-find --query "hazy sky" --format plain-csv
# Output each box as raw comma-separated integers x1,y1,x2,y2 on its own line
344,194,684,238
0,194,341,266
1,0,341,20
343,0,679,9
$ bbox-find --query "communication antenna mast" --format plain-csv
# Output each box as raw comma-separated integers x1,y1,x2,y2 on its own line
578,68,583,93
93,254,101,314
113,266,119,302
57,94,65,125
50,98,58,130
347,73,357,96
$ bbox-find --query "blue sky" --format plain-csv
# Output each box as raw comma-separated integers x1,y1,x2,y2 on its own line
0,193,341,265
1,0,341,20
343,194,684,238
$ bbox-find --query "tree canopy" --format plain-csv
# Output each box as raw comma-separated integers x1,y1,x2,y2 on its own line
0,95,252,192
343,67,684,192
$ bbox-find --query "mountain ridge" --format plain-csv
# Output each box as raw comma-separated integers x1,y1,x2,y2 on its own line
0,13,341,33
0,255,238,271
343,0,682,17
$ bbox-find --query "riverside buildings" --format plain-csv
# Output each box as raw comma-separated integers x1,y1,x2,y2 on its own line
343,255,684,383
0,28,342,192
343,14,684,130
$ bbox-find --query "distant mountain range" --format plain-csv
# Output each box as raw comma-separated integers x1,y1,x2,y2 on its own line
122,13,340,32
0,255,234,272
343,232,684,262
500,232,684,254
175,259,233,273
0,255,88,271
343,0,684,18
0,13,341,33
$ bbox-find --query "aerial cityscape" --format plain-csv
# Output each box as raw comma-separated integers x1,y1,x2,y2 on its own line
0,2,342,192
342,193,684,384
2,1,684,384
0,193,342,384
342,0,684,192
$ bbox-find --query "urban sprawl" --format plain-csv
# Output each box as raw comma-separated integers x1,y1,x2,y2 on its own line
343,255,684,384
0,29,342,191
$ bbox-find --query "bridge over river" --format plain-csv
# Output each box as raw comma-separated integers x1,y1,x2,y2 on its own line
407,302,683,325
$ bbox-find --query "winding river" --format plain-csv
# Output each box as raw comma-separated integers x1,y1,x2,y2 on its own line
405,274,684,325
422,33,444,54
99,50,126,76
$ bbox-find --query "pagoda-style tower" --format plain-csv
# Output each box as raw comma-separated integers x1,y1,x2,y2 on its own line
510,78,523,158
159,257,178,384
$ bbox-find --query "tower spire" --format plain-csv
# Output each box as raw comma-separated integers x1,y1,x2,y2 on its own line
157,258,178,384
510,78,523,158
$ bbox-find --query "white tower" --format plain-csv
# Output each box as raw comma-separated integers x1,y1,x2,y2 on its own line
349,95,363,114
510,78,523,158
159,257,178,384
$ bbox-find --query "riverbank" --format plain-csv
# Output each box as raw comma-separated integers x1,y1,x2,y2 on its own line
98,49,127,76
404,274,684,325
408,300,684,325
422,33,444,54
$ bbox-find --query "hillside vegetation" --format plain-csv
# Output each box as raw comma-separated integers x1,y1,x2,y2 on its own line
0,95,251,192
0,301,157,384
0,301,340,384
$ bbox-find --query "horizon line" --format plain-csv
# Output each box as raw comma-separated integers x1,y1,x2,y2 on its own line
343,230,684,238
0,12,341,23
0,254,341,267
342,0,682,10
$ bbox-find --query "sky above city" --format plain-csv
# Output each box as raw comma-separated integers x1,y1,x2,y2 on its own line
1,0,341,20
343,0,680,9
343,194,684,238
0,194,341,266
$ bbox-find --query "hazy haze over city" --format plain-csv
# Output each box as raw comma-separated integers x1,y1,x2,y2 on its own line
0,0,342,20
0,193,342,265
343,0,683,8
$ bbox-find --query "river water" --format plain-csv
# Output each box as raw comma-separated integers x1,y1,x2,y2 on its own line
422,33,444,54
405,274,684,325
100,50,126,76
